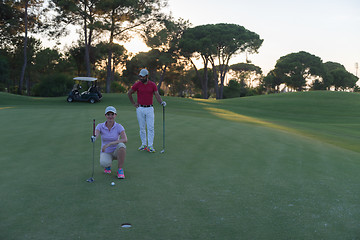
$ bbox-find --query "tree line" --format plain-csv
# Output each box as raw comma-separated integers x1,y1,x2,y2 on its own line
0,0,358,99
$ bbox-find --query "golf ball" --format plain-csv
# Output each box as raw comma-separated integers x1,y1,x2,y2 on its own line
111,182,115,186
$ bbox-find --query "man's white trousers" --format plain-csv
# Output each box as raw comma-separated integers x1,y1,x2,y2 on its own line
136,106,155,147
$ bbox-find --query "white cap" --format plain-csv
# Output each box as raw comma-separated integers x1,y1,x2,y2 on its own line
139,69,149,77
105,106,117,114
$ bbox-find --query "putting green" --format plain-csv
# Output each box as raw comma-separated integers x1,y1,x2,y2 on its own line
0,91,359,239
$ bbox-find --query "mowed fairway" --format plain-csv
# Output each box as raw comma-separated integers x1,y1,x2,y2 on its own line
1,91,360,240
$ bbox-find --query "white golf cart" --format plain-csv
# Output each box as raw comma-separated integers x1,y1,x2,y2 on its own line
67,77,102,104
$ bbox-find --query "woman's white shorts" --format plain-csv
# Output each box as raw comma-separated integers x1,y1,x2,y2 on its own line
99,143,126,167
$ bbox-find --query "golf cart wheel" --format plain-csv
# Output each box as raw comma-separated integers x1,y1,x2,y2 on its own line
67,97,73,102
89,98,95,104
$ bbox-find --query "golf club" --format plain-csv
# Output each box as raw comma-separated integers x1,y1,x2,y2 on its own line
160,106,165,153
86,119,95,182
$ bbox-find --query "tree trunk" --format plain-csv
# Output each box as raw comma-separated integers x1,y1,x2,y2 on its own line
157,65,167,90
106,12,116,93
84,35,91,76
189,57,207,99
218,58,230,99
19,0,28,95
111,55,116,84
219,65,226,99
26,77,30,96
84,1,91,77
106,48,112,93
203,66,208,99
209,56,219,99
201,56,209,99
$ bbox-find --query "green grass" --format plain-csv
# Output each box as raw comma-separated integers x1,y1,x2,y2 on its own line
1,91,360,239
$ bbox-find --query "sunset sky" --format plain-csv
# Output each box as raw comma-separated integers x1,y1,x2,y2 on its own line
164,0,360,75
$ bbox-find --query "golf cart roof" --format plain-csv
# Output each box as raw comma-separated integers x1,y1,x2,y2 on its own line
73,77,97,82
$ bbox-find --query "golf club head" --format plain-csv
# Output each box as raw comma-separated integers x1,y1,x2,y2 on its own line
160,149,165,154
86,177,94,183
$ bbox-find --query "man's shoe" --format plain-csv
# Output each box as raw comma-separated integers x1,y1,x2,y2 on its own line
104,167,111,174
117,168,125,179
138,145,147,151
147,146,155,153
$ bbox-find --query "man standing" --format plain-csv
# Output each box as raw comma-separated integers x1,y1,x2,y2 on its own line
128,69,166,153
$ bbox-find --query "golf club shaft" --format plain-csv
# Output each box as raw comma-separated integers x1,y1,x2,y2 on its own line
93,119,95,136
92,119,95,178
163,106,165,150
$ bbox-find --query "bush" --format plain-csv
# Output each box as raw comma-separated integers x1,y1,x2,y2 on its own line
0,57,9,91
32,73,73,97
110,81,127,93
0,83,6,91
9,86,19,94
158,88,164,96
193,93,202,98
223,80,241,99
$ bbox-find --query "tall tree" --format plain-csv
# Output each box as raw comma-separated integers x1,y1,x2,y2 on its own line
0,55,10,91
33,48,62,74
179,26,214,98
274,51,325,91
208,24,263,99
51,0,100,77
1,0,45,94
143,17,189,89
95,0,167,93
122,50,160,87
11,0,43,94
19,0,29,94
179,23,263,99
67,43,97,76
263,70,283,93
230,63,262,88
11,36,42,95
95,41,127,82
0,0,22,48
323,62,358,91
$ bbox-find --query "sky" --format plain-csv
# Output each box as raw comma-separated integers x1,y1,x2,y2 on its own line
162,0,360,75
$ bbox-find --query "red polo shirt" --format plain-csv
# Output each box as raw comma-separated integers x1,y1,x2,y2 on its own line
131,80,158,105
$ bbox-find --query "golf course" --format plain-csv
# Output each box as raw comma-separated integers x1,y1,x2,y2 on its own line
1,91,360,239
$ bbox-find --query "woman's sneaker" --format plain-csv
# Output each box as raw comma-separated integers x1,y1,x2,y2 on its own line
147,146,155,153
117,168,125,179
104,167,111,174
138,145,147,151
